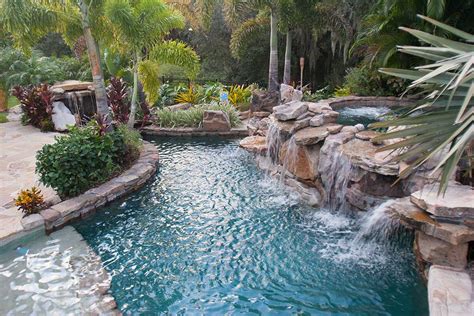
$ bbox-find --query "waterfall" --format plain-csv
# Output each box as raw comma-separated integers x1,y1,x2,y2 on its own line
66,91,82,125
352,200,399,245
322,150,352,212
265,123,283,164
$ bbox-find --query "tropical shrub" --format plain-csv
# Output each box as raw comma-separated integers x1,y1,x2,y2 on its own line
227,85,252,110
156,83,187,108
342,67,407,96
11,84,54,132
372,16,474,194
107,77,130,124
15,187,45,216
36,123,142,198
175,87,200,104
155,103,240,128
302,86,333,102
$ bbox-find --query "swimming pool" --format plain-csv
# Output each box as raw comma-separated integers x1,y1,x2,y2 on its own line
72,136,427,314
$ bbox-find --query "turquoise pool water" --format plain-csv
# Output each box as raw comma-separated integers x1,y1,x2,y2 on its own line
74,137,428,315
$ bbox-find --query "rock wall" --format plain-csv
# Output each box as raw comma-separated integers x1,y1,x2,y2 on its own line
241,97,435,211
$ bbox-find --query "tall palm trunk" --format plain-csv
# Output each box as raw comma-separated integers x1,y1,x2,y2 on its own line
0,88,7,112
78,0,111,125
283,31,292,85
128,55,140,128
268,9,279,92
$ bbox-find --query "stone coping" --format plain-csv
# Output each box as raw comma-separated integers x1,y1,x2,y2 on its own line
388,197,474,246
141,125,248,137
0,141,159,246
324,95,416,110
428,265,473,316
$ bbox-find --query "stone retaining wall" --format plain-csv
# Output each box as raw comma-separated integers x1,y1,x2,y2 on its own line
9,141,159,240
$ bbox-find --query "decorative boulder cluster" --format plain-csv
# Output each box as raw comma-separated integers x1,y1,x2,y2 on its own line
240,95,445,212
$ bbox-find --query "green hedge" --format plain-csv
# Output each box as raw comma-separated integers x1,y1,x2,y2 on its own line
36,124,142,198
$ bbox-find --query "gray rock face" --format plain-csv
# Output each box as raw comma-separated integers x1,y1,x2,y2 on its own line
166,103,192,111
411,183,474,220
290,117,311,133
202,110,231,132
280,84,303,103
294,126,329,145
428,266,473,316
52,101,76,131
273,101,308,121
307,102,332,114
415,231,468,269
309,115,325,127
251,90,280,113
355,123,365,131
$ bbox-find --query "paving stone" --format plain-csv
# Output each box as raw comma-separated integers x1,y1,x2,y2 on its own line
21,213,45,231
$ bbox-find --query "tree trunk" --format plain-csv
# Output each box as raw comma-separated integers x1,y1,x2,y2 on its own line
78,0,111,126
283,31,292,85
128,59,139,128
0,89,7,112
268,10,279,92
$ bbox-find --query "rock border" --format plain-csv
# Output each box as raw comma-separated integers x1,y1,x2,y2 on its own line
0,141,159,245
141,125,248,137
324,95,416,110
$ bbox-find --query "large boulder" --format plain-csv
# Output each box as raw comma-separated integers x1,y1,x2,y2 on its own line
202,110,231,132
293,126,329,145
239,136,267,154
415,231,468,269
52,101,76,131
410,182,474,220
307,102,332,114
279,141,320,181
251,90,280,113
280,84,303,103
273,101,308,121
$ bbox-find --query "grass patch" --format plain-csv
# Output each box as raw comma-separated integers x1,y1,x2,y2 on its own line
0,112,7,123
155,103,241,128
8,96,18,109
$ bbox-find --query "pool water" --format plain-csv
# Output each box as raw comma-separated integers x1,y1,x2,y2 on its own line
336,106,390,126
74,137,428,315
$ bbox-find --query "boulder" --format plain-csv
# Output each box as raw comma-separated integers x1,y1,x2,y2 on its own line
269,115,295,138
279,140,320,181
355,123,365,131
341,139,399,176
252,111,271,118
327,124,343,134
355,130,380,141
415,231,468,269
341,126,358,134
51,80,93,91
428,266,473,316
239,110,250,120
307,102,332,114
273,101,308,121
290,117,311,134
411,183,474,220
247,116,270,136
239,136,267,154
251,90,280,113
309,115,324,127
280,84,303,103
294,126,329,145
322,111,339,123
283,177,322,207
166,103,192,111
202,110,231,132
52,101,76,131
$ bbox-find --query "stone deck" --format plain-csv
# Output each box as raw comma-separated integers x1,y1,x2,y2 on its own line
0,122,60,243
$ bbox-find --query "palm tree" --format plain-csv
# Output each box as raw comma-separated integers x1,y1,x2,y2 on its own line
104,0,200,127
0,0,112,122
372,16,474,194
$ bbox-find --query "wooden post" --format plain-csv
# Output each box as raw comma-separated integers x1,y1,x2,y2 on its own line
299,57,305,89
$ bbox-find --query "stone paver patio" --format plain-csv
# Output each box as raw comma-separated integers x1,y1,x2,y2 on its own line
0,121,60,241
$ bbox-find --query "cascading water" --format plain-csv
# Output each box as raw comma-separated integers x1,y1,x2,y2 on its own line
352,200,400,245
321,150,352,212
279,136,299,184
265,123,283,164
